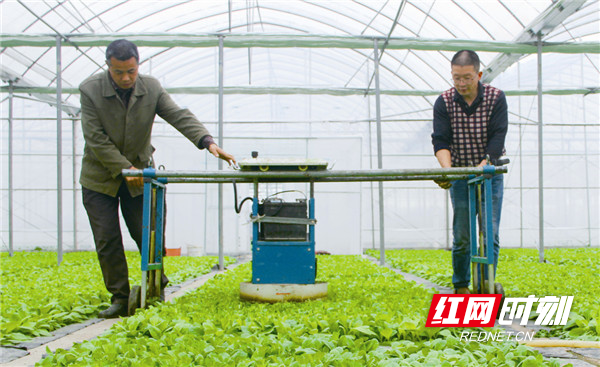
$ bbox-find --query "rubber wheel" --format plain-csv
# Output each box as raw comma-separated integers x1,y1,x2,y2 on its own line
494,282,504,296
495,282,505,319
128,285,141,316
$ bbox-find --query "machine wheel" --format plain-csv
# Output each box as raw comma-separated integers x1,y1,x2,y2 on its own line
495,282,505,319
128,285,141,316
494,282,504,296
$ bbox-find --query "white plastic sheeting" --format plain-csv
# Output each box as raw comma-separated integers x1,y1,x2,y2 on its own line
1,0,599,254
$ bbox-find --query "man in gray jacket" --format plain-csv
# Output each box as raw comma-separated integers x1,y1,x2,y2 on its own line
80,39,236,318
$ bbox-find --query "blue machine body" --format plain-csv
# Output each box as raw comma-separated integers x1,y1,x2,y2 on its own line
251,197,316,284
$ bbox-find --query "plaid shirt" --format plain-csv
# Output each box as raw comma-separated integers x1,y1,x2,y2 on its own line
432,83,508,167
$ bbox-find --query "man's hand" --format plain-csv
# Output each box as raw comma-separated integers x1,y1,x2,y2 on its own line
434,149,453,189
208,144,237,166
124,166,143,187
434,179,452,190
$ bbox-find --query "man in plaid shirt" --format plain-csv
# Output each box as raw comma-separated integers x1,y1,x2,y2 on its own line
431,50,508,294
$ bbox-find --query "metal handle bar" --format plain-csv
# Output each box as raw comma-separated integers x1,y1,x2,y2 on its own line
122,166,507,183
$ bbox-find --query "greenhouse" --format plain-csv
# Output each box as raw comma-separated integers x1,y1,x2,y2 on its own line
1,0,599,366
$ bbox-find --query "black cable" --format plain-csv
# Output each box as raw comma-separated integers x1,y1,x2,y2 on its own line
265,190,307,200
263,190,307,216
233,180,253,214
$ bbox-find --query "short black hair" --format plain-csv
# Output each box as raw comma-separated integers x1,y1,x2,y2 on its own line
451,50,480,72
106,39,139,64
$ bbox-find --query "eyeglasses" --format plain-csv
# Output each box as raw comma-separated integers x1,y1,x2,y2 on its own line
452,75,476,84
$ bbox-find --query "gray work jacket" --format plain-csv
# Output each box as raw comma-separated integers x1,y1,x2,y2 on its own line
79,70,210,197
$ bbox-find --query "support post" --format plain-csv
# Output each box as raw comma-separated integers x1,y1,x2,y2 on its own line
366,62,376,251
519,124,524,248
536,34,544,263
445,191,450,250
583,122,591,246
72,118,77,250
8,81,14,256
218,35,224,270
56,35,63,265
518,62,523,248
373,39,385,265
203,156,209,255
581,57,592,247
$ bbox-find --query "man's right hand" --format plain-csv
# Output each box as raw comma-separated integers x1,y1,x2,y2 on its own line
208,144,237,166
124,166,143,187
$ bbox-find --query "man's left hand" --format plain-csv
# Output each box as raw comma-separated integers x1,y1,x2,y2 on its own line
208,144,237,166
434,179,452,190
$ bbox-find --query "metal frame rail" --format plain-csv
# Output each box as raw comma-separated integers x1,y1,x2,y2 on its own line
139,177,168,308
123,165,508,308
468,174,495,295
